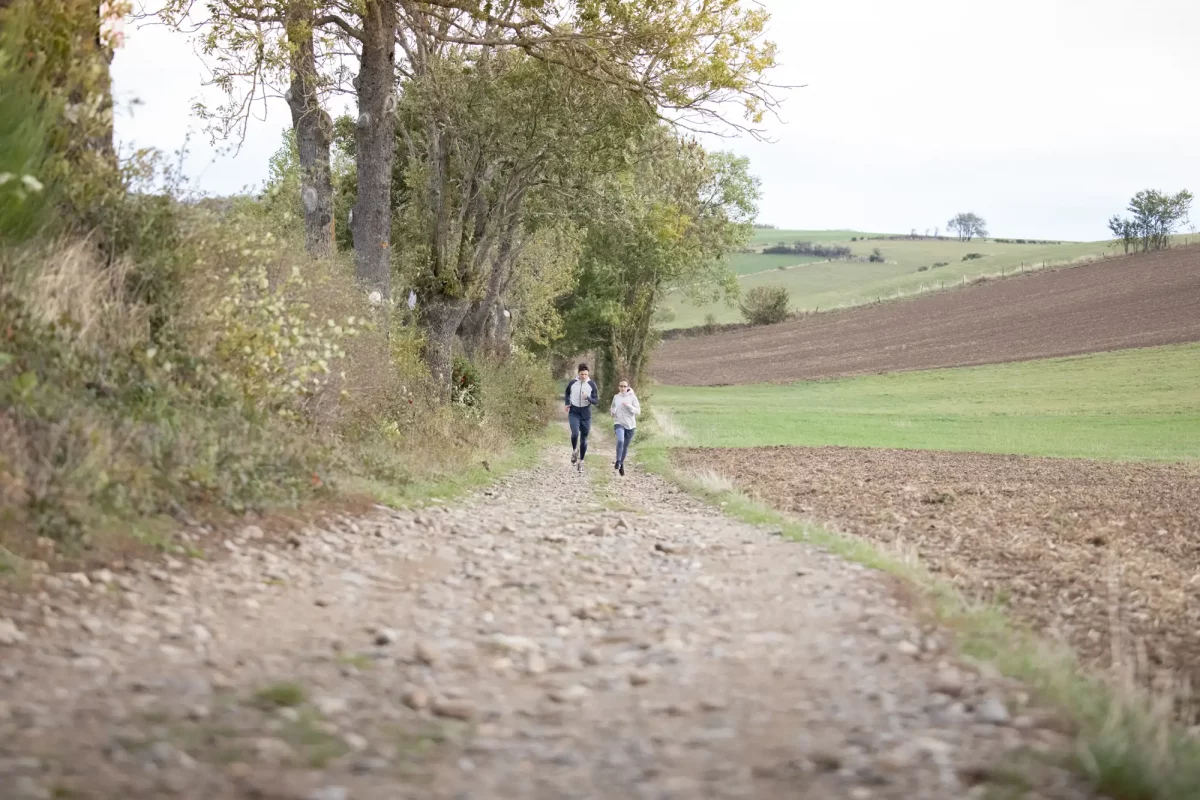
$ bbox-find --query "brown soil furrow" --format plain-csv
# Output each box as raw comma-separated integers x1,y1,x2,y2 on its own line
673,446,1200,722
655,246,1200,385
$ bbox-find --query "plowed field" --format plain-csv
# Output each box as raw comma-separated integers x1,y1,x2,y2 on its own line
654,246,1200,385
673,446,1200,721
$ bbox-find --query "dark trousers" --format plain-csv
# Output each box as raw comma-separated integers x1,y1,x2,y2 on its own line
569,409,592,459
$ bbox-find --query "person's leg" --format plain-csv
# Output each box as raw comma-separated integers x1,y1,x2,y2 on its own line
623,427,635,464
578,416,591,461
569,412,581,463
614,425,626,467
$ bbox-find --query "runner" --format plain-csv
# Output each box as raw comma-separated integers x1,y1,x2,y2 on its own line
564,363,599,472
610,379,640,476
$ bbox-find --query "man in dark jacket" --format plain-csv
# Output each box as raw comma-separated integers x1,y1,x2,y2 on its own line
564,363,599,471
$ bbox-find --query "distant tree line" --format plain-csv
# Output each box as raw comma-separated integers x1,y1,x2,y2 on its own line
1108,189,1193,254
763,241,852,259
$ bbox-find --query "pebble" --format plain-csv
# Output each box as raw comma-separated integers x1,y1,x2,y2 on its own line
305,787,348,800
374,628,398,646
976,696,1011,725
432,699,476,721
549,684,590,704
0,618,27,646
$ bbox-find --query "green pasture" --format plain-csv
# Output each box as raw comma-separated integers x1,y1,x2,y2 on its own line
653,344,1200,462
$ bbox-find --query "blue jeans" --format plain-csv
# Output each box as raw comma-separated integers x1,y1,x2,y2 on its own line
614,425,635,465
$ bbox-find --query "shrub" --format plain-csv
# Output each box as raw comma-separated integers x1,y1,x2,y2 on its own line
868,247,885,263
702,313,718,334
933,262,949,268
917,265,929,272
451,355,481,409
739,285,790,326
962,253,985,261
762,242,852,259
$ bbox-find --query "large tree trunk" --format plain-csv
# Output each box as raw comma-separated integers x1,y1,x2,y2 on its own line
422,296,471,395
351,0,397,298
286,0,334,257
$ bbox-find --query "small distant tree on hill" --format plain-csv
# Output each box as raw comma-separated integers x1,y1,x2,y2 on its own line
1107,189,1193,254
740,286,790,326
947,212,988,242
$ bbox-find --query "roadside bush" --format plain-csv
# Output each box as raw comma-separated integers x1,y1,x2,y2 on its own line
451,356,481,409
703,313,718,334
917,265,929,272
962,253,985,261
868,247,885,263
739,286,790,326
933,262,949,268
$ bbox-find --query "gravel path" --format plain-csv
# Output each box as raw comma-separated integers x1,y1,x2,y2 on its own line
0,437,1094,799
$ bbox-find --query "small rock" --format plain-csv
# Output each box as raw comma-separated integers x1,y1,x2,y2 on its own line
343,733,369,751
374,628,398,646
526,653,548,675
67,572,91,588
91,569,116,585
316,696,349,716
187,705,210,721
254,737,298,764
896,640,921,657
629,669,653,687
305,787,348,800
549,684,589,704
241,525,264,540
488,634,539,654
314,598,331,607
0,619,28,646
431,699,475,721
589,524,612,537
976,696,1011,725
414,640,440,666
402,685,430,711
499,524,516,534
931,669,966,698
654,542,679,555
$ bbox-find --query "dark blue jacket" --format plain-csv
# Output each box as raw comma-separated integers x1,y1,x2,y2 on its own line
564,378,599,418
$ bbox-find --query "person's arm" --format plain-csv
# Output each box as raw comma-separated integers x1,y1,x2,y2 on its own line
588,380,599,405
630,393,641,416
610,395,618,415
564,380,572,410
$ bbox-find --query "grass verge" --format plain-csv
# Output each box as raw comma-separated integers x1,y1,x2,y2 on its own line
635,428,1200,800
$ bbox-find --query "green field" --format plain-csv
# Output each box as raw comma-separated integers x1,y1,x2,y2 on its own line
653,344,1200,462
728,251,823,275
667,231,1118,329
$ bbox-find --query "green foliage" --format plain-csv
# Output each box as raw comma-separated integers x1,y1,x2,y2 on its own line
0,9,57,241
739,285,790,326
558,132,758,394
451,356,481,409
867,247,885,263
948,212,988,241
1108,189,1193,254
962,252,985,261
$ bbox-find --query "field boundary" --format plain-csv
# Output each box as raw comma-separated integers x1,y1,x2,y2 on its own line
634,425,1200,800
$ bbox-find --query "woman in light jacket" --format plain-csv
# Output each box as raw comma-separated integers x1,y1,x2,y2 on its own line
610,379,640,476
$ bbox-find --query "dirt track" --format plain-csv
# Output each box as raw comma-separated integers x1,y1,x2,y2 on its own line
0,441,1095,799
673,446,1200,721
654,246,1200,385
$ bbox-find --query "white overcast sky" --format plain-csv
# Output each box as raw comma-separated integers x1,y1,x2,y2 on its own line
111,0,1200,241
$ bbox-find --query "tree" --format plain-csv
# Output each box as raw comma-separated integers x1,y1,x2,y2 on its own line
947,212,987,242
557,134,757,397
156,0,338,256
1108,189,1193,253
